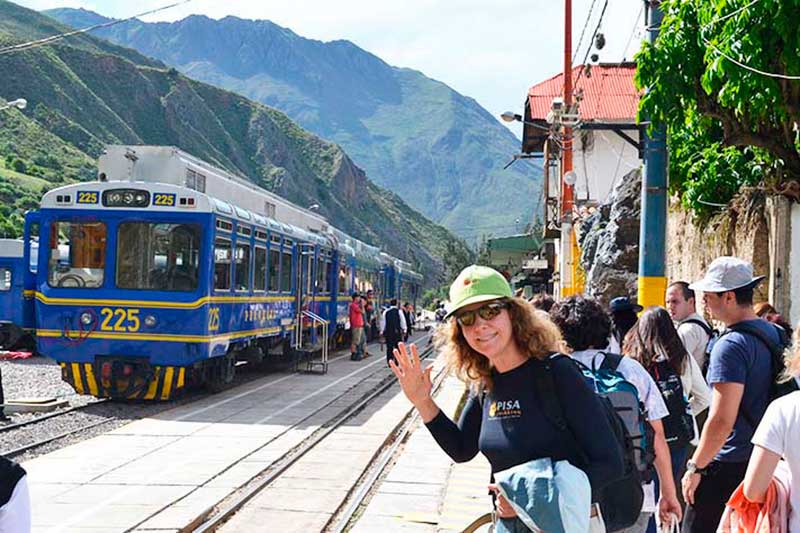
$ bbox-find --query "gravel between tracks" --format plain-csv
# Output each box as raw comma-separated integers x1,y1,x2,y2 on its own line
0,355,296,462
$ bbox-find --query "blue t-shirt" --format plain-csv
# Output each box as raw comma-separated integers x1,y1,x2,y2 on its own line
707,318,778,463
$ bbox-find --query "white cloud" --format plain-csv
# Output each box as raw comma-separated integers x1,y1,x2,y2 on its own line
14,0,646,137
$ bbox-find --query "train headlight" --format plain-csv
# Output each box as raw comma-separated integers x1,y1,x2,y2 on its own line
144,315,157,327
80,312,93,325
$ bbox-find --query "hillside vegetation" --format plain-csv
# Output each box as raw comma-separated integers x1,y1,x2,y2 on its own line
0,0,472,283
45,9,542,241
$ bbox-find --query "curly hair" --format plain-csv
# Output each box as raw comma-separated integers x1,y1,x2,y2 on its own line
549,295,611,352
434,297,563,392
781,323,800,382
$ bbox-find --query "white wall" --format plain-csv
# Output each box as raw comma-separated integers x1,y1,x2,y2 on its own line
573,129,641,203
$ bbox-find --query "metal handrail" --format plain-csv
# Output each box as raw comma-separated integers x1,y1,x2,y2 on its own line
300,310,329,372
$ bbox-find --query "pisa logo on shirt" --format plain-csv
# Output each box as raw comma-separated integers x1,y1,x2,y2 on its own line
489,399,522,419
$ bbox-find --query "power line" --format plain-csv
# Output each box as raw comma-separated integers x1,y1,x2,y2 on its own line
702,36,800,80
0,0,193,56
573,0,609,91
572,0,599,65
621,2,645,62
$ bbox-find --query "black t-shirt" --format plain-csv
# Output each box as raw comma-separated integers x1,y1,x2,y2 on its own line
425,356,623,493
0,456,25,507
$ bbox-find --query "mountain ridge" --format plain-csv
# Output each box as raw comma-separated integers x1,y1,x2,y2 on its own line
44,8,542,241
0,0,472,284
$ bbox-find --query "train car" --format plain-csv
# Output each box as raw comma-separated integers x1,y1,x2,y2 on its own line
3,146,424,399
395,259,423,309
0,239,36,350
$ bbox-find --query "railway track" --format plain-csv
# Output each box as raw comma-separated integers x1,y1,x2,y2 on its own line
185,336,441,533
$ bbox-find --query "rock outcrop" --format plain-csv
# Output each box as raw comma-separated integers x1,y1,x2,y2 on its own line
577,168,642,306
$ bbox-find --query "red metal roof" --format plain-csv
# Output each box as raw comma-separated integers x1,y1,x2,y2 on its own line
527,63,640,121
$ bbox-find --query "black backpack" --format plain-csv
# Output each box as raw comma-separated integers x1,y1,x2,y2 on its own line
531,355,644,532
681,318,718,375
721,321,797,427
648,360,694,450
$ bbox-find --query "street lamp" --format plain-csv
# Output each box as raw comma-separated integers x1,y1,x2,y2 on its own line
500,111,552,132
0,98,27,112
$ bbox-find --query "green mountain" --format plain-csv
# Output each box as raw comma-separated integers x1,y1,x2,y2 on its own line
44,9,542,241
0,0,473,283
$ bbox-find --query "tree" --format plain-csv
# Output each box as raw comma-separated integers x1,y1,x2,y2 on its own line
635,0,800,217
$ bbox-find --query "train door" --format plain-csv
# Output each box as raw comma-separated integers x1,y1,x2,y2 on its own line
294,243,315,348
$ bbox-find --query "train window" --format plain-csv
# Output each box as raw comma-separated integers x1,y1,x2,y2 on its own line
214,238,232,291
326,261,334,293
116,223,201,291
48,221,106,289
0,268,10,291
316,257,326,293
234,243,251,292
254,246,267,292
280,249,292,292
268,249,280,292
338,265,351,294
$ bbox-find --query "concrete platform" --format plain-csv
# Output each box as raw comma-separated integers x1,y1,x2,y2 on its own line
24,334,427,533
352,370,492,533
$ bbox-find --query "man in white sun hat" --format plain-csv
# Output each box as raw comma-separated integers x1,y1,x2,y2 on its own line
681,257,779,533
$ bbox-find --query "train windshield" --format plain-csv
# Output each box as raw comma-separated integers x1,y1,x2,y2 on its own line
48,221,106,288
116,223,201,291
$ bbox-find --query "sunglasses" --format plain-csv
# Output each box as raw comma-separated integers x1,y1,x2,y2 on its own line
454,301,509,327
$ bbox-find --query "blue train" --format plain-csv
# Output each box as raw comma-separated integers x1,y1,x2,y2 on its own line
0,146,422,399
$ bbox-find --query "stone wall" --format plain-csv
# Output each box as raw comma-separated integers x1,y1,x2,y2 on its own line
578,173,793,316
666,191,771,303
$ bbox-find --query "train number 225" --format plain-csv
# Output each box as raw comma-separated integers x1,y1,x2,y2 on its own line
99,308,140,332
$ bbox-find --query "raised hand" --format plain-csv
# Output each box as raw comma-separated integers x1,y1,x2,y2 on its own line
389,342,438,421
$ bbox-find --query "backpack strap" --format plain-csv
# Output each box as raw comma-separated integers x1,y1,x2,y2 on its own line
597,351,623,372
726,322,787,361
682,318,714,338
532,354,590,466
722,322,787,429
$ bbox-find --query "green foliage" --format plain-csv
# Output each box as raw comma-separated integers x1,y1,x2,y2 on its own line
635,0,800,217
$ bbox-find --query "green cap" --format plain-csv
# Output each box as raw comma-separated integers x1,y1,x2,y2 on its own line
445,265,513,319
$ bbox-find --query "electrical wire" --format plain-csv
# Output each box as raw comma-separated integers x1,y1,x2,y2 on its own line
621,2,645,62
573,0,609,91
573,0,599,64
0,0,193,56
702,36,800,80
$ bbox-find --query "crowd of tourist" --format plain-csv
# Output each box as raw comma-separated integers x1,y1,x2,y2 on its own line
391,257,800,533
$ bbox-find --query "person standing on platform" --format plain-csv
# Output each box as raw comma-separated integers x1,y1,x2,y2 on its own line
381,298,406,366
364,289,376,342
349,293,366,361
389,266,624,531
665,281,713,371
402,302,413,342
681,257,777,533
609,296,643,348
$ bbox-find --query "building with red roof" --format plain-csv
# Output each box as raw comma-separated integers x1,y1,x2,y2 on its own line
521,63,642,219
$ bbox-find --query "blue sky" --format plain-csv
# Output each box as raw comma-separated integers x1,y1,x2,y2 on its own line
14,0,645,138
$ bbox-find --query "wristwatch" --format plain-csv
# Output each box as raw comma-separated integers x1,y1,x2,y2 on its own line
686,460,707,476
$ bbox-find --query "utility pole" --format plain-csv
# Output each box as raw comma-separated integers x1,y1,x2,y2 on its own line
638,0,667,307
559,0,578,298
